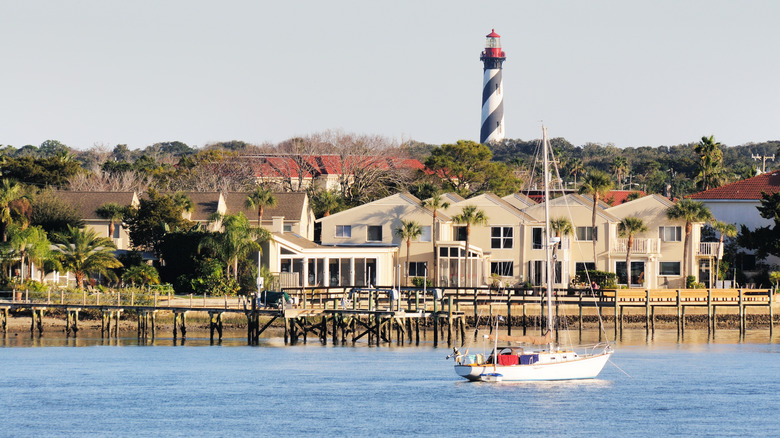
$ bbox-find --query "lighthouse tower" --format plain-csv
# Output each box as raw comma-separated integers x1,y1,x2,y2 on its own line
480,29,506,144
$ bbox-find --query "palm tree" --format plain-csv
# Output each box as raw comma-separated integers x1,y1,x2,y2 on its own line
7,225,52,281
122,264,160,286
579,170,614,267
452,205,488,287
394,220,423,286
666,199,713,280
172,192,194,218
568,159,584,186
617,217,648,285
0,179,24,242
52,225,122,289
245,186,277,224
421,194,450,287
312,189,342,217
694,135,724,191
713,221,737,288
199,212,270,281
610,157,629,189
95,203,126,239
550,217,573,284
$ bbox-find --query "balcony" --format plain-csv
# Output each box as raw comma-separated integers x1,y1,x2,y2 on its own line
611,238,659,254
697,242,723,258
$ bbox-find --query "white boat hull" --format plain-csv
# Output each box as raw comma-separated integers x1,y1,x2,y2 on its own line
455,351,612,382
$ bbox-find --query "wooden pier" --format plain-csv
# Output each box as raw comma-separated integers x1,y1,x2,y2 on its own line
0,286,776,346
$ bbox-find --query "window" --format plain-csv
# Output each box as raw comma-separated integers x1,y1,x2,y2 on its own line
283,224,292,232
616,261,645,285
490,261,514,277
335,225,351,238
576,226,597,241
659,226,682,242
367,225,382,242
575,262,596,273
408,262,427,277
417,226,432,242
491,226,513,249
454,226,467,241
532,227,543,250
659,261,681,276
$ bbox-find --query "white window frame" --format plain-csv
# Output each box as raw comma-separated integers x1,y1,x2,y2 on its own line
491,226,514,249
659,261,682,276
335,225,351,238
576,226,597,241
659,226,682,242
416,226,432,242
366,225,383,242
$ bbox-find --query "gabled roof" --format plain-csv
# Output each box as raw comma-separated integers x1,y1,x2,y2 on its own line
606,194,674,218
688,170,780,200
316,192,434,223
449,193,535,222
54,191,138,220
223,192,307,221
180,192,223,221
440,192,465,204
502,193,537,209
523,193,621,222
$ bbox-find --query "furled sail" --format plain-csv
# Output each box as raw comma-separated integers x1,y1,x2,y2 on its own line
488,332,552,345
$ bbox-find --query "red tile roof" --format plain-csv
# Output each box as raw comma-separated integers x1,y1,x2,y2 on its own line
688,171,780,200
604,190,646,205
246,155,424,179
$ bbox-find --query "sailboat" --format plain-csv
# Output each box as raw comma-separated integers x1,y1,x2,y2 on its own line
452,126,613,381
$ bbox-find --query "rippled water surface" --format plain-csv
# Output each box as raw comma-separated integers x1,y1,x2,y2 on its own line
1,331,779,437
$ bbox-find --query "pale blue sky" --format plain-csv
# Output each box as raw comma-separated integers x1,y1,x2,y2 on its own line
1,1,778,150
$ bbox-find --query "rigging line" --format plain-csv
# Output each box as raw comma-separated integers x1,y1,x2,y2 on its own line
608,358,632,378
546,139,612,345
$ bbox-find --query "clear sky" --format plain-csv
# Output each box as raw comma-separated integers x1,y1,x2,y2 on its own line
2,0,778,150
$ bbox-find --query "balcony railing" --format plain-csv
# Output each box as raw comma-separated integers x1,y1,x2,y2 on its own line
611,238,659,254
697,242,723,258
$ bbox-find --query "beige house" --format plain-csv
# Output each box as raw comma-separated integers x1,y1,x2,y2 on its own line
519,194,620,288
318,193,444,284
606,194,710,288
441,193,535,287
54,191,140,250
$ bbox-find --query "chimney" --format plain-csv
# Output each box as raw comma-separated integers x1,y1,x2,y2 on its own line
272,216,284,234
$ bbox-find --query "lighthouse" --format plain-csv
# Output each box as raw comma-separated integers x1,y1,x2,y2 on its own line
480,29,506,144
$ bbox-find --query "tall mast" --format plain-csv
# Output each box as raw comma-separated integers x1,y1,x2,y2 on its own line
542,126,554,349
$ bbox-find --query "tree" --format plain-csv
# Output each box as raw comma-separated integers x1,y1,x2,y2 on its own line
666,199,713,280
30,190,84,235
7,225,52,281
0,179,24,241
452,205,488,287
611,157,629,189
617,217,648,285
198,213,270,281
694,135,724,191
712,221,737,287
310,189,343,218
122,264,160,286
578,170,614,266
52,225,122,289
421,194,450,287
124,189,194,255
171,192,194,215
550,217,573,285
567,158,585,186
95,203,126,238
394,219,422,286
424,140,522,197
245,186,277,223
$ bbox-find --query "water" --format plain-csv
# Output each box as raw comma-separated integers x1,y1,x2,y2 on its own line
1,332,779,437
